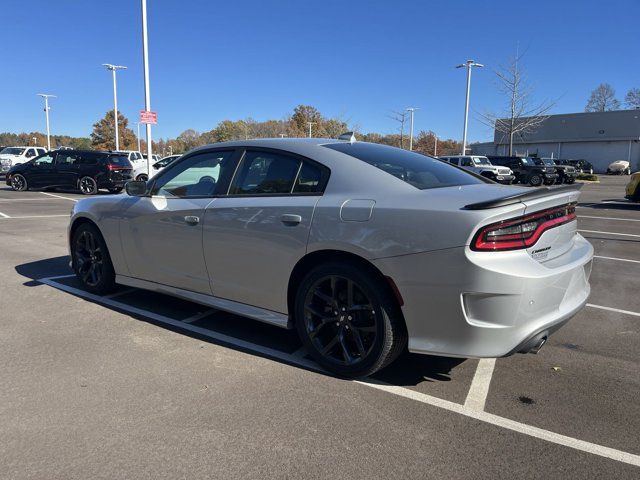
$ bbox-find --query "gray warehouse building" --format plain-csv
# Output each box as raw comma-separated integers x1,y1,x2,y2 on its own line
471,109,640,173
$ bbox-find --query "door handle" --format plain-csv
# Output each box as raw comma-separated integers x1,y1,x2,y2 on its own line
184,215,200,225
281,214,302,225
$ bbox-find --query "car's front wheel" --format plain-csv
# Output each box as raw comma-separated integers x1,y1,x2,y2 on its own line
71,223,115,294
295,262,407,378
136,174,149,182
10,174,28,191
79,176,98,195
528,174,543,187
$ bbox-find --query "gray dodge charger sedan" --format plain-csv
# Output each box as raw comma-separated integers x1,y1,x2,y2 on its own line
68,138,593,377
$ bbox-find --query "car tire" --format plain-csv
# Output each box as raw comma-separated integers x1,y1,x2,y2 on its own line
71,223,116,294
528,174,543,187
136,174,149,182
79,176,98,195
294,262,407,378
108,187,123,194
10,174,28,191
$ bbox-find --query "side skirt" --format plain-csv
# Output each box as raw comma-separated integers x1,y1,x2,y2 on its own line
115,275,292,329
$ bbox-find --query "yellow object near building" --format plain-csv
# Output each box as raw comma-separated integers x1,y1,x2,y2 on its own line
625,172,640,201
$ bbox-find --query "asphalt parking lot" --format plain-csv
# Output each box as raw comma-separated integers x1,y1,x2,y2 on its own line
1,176,638,479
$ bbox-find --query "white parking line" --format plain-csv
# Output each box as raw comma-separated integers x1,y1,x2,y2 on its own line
40,192,78,202
356,380,640,467
464,358,496,411
587,304,640,318
0,214,70,219
38,275,640,467
578,229,640,238
594,255,640,264
579,215,640,222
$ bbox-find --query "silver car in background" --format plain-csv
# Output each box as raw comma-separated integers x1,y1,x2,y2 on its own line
68,138,593,377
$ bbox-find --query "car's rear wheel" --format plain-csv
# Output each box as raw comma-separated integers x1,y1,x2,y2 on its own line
79,176,98,195
528,173,543,186
71,223,115,294
10,174,28,191
295,262,407,378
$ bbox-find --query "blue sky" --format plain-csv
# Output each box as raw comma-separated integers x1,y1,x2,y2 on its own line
2,0,638,142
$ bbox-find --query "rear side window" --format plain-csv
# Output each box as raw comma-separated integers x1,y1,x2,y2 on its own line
79,153,100,165
231,151,300,195
323,143,484,190
55,152,81,165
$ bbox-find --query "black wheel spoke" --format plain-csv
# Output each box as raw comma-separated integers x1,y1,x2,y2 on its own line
303,273,379,367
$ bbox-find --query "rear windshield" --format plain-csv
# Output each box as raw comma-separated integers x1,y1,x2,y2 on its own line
323,142,484,190
107,155,132,167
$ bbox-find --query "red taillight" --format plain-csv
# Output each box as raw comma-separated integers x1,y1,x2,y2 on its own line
471,203,577,251
106,164,130,171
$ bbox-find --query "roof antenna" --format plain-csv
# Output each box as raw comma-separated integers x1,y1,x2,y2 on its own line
338,131,356,143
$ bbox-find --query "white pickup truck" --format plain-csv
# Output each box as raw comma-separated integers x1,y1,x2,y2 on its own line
0,146,47,173
114,150,153,181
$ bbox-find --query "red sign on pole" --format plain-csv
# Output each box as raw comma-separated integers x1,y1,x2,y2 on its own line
139,110,158,124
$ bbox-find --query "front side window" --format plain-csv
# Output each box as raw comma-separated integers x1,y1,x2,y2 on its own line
153,150,235,197
25,149,37,158
323,142,484,190
34,154,55,166
230,151,301,195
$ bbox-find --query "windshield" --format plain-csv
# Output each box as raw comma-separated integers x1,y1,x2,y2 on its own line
1,147,25,155
323,142,485,190
521,157,536,166
472,156,492,166
542,158,556,166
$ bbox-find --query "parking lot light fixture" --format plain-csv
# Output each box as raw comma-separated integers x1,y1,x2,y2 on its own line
36,94,56,151
406,107,419,151
456,59,483,155
135,122,142,152
102,64,127,151
307,122,316,138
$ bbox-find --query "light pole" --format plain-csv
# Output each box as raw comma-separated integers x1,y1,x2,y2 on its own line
433,133,438,156
307,122,316,138
141,0,153,176
102,64,127,151
134,122,142,152
37,94,55,151
456,59,483,155
406,107,419,151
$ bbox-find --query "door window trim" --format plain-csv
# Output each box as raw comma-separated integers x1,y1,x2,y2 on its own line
225,147,330,198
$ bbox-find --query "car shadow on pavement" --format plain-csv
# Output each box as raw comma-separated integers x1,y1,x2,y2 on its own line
578,200,639,210
16,256,467,388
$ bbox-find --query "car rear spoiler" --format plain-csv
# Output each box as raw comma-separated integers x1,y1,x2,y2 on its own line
463,184,583,210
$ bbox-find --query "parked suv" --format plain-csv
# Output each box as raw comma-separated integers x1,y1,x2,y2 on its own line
0,146,47,173
6,149,132,195
487,155,558,186
530,157,577,184
115,150,150,181
567,159,594,175
439,155,514,184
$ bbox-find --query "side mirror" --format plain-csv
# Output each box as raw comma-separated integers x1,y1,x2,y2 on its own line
125,180,148,196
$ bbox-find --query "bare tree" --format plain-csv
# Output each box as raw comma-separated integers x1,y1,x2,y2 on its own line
387,110,409,148
624,88,640,109
585,83,620,112
478,50,555,156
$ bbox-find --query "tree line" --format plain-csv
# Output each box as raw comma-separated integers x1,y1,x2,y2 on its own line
1,104,462,157
585,83,640,112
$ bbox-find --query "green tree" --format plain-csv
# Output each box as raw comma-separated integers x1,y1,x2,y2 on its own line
90,111,137,150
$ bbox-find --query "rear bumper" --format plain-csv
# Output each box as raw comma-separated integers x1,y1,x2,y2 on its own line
372,233,593,358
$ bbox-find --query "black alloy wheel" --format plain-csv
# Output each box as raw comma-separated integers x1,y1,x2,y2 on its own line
136,174,149,182
79,176,98,195
528,173,543,187
71,223,115,294
295,263,407,378
10,174,28,191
